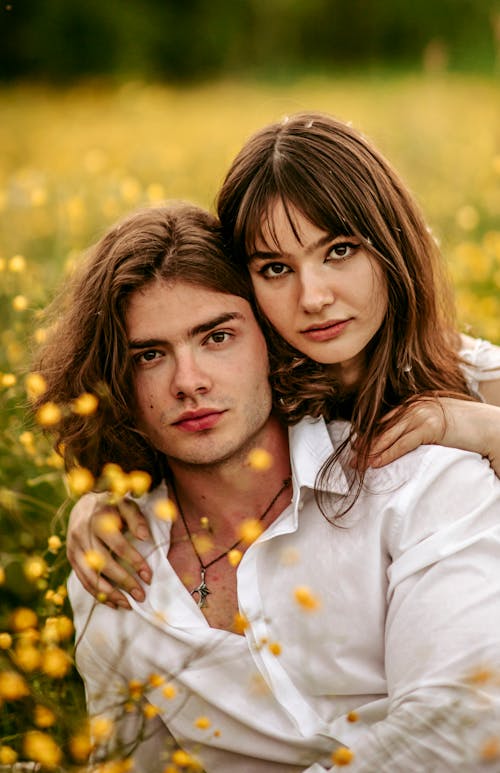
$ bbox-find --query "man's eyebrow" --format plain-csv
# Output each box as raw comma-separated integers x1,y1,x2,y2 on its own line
189,312,245,337
250,233,334,261
128,312,246,349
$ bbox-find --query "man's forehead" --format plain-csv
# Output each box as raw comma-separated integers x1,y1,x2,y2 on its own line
125,278,255,340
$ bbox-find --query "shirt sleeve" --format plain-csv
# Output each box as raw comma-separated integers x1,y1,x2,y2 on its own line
308,449,500,772
459,333,500,395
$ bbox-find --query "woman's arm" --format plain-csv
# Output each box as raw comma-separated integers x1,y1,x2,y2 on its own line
66,493,152,608
365,397,500,474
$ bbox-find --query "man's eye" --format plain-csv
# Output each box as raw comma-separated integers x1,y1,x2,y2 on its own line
208,331,230,344
135,350,159,364
260,263,290,278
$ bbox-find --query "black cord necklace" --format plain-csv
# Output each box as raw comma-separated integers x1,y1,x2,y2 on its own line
170,476,292,608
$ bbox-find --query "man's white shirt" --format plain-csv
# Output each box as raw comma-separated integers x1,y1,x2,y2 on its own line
69,338,500,772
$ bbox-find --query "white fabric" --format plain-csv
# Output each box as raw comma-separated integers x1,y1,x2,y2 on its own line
459,333,500,396
69,416,500,772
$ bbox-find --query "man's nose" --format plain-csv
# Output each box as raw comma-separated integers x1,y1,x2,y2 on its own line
171,351,212,399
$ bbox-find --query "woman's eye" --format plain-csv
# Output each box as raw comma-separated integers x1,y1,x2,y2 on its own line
328,242,359,260
260,263,291,278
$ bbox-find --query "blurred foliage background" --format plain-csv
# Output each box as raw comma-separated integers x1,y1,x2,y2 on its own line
0,0,499,767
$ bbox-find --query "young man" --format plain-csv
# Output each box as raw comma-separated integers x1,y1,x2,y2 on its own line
37,204,500,772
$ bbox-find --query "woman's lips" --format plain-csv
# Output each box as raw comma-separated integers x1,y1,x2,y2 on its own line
301,318,352,342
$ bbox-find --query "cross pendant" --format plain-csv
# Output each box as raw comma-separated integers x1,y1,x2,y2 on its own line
191,569,210,609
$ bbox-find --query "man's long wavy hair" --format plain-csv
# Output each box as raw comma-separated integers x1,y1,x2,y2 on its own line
217,112,474,514
33,203,254,486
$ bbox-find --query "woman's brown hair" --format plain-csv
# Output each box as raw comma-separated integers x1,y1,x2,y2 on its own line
217,112,474,514
33,203,254,485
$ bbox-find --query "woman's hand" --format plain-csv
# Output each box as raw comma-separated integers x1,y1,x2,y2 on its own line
361,397,500,476
66,493,153,609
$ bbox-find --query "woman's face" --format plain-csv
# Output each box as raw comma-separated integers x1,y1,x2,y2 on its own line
247,201,388,387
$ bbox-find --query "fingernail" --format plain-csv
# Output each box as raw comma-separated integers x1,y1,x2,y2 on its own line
139,569,151,584
130,588,144,601
117,599,131,609
136,525,149,540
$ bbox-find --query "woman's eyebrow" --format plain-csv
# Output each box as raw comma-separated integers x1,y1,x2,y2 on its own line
250,234,337,261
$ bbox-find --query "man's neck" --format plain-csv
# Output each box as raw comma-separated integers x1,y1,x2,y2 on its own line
165,415,291,530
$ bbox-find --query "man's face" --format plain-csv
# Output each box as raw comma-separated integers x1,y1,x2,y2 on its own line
126,279,273,470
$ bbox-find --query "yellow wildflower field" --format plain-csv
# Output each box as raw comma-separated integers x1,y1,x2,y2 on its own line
0,74,498,767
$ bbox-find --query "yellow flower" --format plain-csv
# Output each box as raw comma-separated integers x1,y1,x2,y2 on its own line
293,585,321,611
14,642,42,672
247,447,273,471
69,731,92,762
232,612,248,634
9,254,26,272
143,703,160,719
0,632,12,649
480,737,500,762
18,627,39,643
34,704,57,728
47,535,62,553
0,566,5,585
23,555,48,582
194,715,211,730
227,549,242,567
162,682,177,699
24,730,62,768
42,616,74,644
0,746,18,765
1,373,16,387
331,746,355,766
128,679,144,700
154,498,177,521
192,533,214,555
36,401,62,427
109,471,131,497
12,294,28,311
346,710,359,723
34,327,47,344
171,749,200,768
71,392,99,415
41,646,71,678
455,204,479,231
0,670,30,700
148,672,165,687
96,511,122,534
128,470,153,496
10,607,38,631
19,430,36,453
237,518,263,545
66,466,95,496
268,641,282,656
90,715,114,742
25,372,47,399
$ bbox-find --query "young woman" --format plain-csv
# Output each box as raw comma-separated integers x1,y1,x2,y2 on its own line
216,111,500,483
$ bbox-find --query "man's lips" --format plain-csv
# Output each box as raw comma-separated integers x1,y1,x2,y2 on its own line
172,409,226,432
301,318,353,342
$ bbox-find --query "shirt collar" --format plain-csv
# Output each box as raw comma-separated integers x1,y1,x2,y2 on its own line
288,416,350,495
